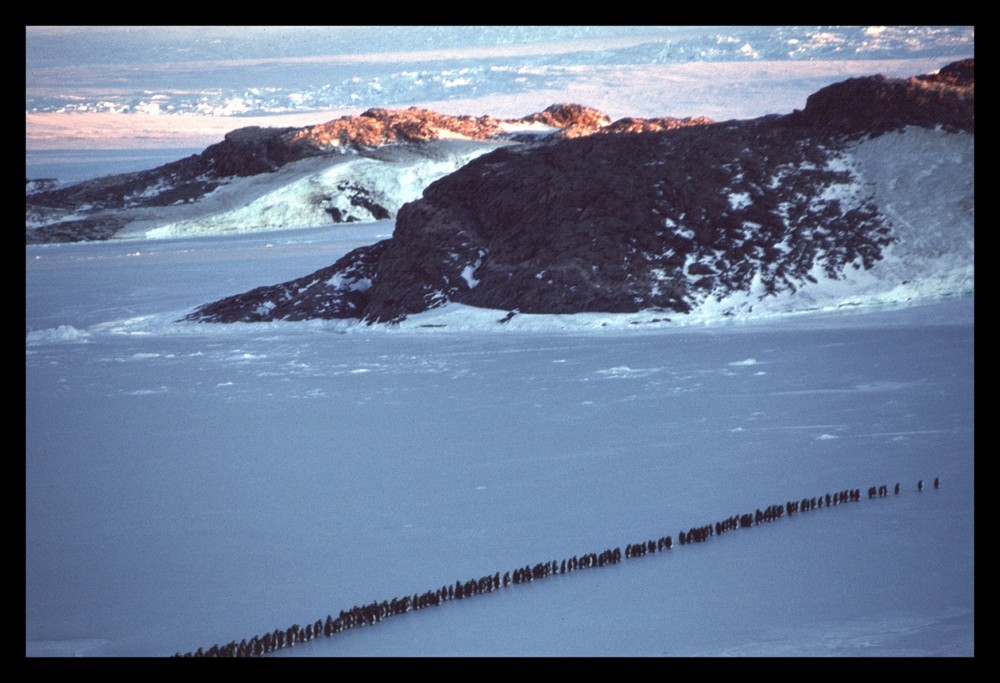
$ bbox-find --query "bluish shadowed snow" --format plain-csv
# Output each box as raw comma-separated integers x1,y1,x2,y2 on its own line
25,27,974,657
26,226,973,657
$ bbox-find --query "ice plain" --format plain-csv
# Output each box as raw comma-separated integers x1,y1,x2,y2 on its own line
26,224,973,657
26,26,974,657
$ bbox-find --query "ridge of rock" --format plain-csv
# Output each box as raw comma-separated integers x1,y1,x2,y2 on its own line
184,59,973,325
288,107,506,148
28,103,667,244
789,58,974,136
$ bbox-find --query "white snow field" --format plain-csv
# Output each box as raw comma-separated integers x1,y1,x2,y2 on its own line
26,26,974,150
26,222,973,657
123,140,510,240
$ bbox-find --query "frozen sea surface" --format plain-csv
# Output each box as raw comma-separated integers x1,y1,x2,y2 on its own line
25,148,204,185
26,226,973,657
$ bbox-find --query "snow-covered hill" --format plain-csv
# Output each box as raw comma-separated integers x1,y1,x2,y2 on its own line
186,61,973,327
127,141,507,240
25,105,626,243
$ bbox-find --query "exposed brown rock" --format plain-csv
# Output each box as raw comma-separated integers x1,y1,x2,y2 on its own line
598,116,715,136
288,107,507,148
520,103,612,138
521,103,612,129
916,57,974,87
791,58,974,136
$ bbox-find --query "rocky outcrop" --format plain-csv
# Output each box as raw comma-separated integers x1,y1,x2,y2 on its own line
202,126,324,176
789,58,974,137
521,103,612,138
185,241,389,322
916,57,975,87
26,216,127,244
595,116,715,136
27,103,660,244
359,119,888,322
289,107,507,148
184,59,973,325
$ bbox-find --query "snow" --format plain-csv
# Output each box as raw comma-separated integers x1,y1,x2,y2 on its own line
326,273,372,292
728,191,753,210
26,25,972,153
431,127,472,140
460,265,480,289
497,121,561,136
25,27,973,658
853,127,974,268
673,127,974,321
111,140,505,240
26,223,973,657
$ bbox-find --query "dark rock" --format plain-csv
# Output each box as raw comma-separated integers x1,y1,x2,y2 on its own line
337,182,391,221
590,115,714,137
290,106,509,148
916,58,974,87
26,216,126,244
521,103,612,133
26,153,210,212
201,126,321,177
183,240,389,323
789,60,974,136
